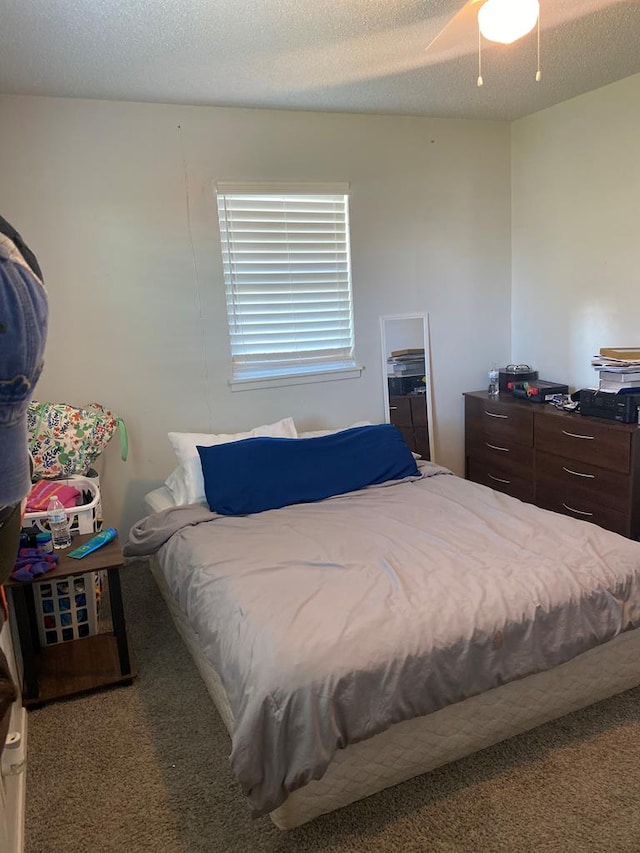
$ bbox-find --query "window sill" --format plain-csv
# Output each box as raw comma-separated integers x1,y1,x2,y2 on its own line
229,365,364,392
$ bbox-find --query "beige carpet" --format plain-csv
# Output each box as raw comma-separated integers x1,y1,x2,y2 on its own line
25,562,640,853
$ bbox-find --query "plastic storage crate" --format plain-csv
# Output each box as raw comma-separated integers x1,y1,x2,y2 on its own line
24,475,102,535
25,474,105,647
34,573,105,647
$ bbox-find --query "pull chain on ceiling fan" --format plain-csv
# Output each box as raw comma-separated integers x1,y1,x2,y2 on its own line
424,0,544,88
477,0,542,86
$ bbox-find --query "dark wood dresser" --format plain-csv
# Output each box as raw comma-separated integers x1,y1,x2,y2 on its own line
390,394,430,461
464,390,640,539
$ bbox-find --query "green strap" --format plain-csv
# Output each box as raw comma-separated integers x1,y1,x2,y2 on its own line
32,402,47,438
117,418,129,461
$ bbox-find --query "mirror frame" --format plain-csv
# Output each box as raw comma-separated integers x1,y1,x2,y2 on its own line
380,312,435,463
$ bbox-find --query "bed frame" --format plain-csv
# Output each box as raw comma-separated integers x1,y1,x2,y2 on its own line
149,556,640,829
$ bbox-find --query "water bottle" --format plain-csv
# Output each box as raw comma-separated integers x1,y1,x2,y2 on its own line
488,366,500,397
47,496,72,549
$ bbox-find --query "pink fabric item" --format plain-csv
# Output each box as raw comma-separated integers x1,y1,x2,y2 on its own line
26,480,81,513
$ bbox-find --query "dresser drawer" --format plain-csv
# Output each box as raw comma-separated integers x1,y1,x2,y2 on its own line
410,396,428,426
389,396,413,426
393,425,414,450
535,414,631,474
535,482,629,537
467,458,534,503
390,395,427,428
465,395,533,447
535,450,630,514
467,437,534,475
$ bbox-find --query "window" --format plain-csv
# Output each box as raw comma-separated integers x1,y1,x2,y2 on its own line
216,182,359,388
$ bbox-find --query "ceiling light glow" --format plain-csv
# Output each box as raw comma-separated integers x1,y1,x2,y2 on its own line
478,0,540,45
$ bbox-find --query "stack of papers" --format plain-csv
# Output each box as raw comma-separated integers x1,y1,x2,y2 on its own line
592,348,640,393
387,349,425,378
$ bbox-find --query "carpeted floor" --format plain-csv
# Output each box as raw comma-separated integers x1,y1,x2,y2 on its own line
25,562,640,853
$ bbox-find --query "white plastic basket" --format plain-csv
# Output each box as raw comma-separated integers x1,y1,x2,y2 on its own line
24,475,102,535
34,572,104,647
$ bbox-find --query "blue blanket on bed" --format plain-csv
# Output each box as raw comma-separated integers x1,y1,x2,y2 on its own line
197,423,419,515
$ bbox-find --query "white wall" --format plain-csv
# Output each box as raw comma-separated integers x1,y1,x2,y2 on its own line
0,95,511,533
512,73,640,391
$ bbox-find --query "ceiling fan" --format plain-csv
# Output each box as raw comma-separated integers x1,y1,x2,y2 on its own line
426,0,541,85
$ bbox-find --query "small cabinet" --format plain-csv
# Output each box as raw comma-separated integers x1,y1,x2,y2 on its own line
389,395,430,461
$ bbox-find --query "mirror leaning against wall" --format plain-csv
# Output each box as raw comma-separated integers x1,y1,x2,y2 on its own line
380,313,435,463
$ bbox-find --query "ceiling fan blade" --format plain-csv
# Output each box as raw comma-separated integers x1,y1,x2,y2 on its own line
425,0,484,59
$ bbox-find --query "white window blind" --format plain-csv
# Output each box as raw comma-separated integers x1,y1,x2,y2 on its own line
216,183,356,382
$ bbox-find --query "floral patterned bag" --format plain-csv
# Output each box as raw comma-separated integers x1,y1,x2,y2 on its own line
27,402,128,479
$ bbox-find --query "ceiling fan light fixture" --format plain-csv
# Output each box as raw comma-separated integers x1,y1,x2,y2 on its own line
478,0,540,45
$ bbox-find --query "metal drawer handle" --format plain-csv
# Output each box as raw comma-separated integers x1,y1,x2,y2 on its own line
486,443,509,452
562,466,595,479
561,429,595,440
562,503,594,517
389,406,398,411
484,411,508,419
489,474,511,484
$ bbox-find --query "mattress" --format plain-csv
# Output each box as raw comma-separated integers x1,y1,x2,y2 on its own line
135,465,640,817
149,556,640,829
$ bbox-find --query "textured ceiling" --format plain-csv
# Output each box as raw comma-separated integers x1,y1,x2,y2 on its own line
0,0,638,120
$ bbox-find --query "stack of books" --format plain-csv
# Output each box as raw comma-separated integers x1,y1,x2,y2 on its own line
387,348,425,378
592,347,640,393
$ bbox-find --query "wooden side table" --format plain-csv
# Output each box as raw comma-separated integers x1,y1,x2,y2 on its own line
6,533,136,708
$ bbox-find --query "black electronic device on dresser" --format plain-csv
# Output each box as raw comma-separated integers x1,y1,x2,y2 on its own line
464,390,640,540
579,389,640,424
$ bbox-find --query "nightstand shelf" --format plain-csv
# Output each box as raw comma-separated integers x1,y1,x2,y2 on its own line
6,533,136,708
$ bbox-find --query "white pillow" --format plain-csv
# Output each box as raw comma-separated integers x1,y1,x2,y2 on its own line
165,417,298,505
297,421,373,439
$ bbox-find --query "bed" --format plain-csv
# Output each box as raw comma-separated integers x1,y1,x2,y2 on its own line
125,422,640,829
